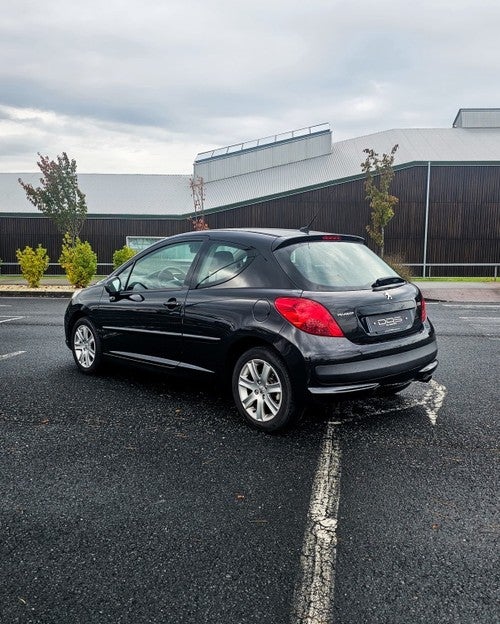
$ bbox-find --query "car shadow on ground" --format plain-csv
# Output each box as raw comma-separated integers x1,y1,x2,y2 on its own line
57,358,429,439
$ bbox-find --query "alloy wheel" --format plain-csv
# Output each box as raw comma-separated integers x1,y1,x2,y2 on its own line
237,358,283,422
73,324,96,369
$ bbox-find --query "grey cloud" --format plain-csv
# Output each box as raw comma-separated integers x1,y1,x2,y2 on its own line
1,0,500,172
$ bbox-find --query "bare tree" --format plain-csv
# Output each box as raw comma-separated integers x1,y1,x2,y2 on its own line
189,176,209,230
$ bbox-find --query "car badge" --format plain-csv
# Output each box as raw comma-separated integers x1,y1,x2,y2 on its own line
384,291,393,300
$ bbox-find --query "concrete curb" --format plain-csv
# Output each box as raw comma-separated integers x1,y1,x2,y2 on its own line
0,289,75,298
415,282,500,304
0,284,76,298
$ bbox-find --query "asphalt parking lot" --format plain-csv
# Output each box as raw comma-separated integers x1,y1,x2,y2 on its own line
1,296,499,623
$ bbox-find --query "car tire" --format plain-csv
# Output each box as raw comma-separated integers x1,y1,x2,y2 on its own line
232,346,299,432
71,318,103,374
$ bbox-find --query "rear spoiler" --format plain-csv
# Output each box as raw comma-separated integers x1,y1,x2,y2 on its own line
272,233,365,250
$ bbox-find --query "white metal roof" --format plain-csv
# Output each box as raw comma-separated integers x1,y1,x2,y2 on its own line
1,126,500,216
0,172,192,216
202,127,500,211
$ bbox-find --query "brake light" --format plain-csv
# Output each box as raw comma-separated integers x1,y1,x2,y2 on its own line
420,297,427,322
274,297,344,337
321,235,342,241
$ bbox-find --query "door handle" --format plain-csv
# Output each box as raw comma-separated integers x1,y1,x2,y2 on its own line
164,297,181,310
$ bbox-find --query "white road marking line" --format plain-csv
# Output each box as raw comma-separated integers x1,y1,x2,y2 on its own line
443,304,500,309
458,316,500,337
459,317,500,321
352,381,447,426
292,381,447,622
0,316,24,324
328,381,447,428
419,380,447,426
292,421,341,624
0,351,26,361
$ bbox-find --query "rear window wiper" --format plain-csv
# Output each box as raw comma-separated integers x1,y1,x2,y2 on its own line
371,276,406,289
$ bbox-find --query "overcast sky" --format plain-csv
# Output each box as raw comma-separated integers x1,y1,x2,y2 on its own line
1,0,500,174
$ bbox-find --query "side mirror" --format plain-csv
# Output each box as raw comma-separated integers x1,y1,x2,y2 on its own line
104,276,122,295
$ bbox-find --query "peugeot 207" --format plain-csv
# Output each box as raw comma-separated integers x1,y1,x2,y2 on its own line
64,228,438,432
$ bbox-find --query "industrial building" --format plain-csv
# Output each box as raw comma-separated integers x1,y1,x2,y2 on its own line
1,108,499,277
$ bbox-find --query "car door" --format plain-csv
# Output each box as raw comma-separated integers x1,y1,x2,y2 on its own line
96,239,203,368
181,241,260,374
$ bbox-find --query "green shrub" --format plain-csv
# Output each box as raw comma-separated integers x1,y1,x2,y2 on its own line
112,245,136,269
59,233,97,288
16,244,50,287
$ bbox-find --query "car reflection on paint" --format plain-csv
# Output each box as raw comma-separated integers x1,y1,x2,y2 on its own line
64,228,438,432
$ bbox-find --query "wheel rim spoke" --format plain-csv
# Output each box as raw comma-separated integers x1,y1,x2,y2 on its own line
257,362,266,382
239,375,258,393
263,394,280,416
266,382,281,394
247,360,260,383
255,396,266,421
242,392,257,409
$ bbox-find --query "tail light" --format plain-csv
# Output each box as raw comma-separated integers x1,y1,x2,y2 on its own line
274,297,344,337
419,297,427,322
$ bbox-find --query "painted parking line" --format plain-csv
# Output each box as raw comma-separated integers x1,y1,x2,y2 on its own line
292,421,341,624
0,316,24,324
459,316,500,337
292,380,447,623
443,304,500,309
326,380,447,428
459,316,500,321
0,351,26,361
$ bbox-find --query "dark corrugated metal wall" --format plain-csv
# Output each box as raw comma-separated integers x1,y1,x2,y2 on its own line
1,165,499,277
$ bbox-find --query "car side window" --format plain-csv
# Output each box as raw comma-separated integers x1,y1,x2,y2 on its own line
124,241,203,291
196,243,251,287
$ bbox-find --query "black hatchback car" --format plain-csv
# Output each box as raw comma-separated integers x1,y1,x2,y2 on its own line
64,228,438,431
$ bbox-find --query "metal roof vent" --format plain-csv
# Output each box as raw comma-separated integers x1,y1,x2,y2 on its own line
453,108,500,128
194,123,332,182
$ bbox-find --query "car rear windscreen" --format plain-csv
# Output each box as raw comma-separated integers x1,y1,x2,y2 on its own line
274,240,400,291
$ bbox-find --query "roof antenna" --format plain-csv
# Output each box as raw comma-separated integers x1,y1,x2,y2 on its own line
299,209,321,234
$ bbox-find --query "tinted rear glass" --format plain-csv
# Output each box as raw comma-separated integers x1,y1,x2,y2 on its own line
274,241,400,291
196,243,253,287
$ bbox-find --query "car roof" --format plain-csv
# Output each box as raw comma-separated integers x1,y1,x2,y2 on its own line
144,227,364,255
175,227,364,241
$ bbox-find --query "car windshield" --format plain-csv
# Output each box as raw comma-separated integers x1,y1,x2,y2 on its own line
274,240,400,291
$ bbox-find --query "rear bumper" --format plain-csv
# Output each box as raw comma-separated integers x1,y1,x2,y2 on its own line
308,339,438,395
